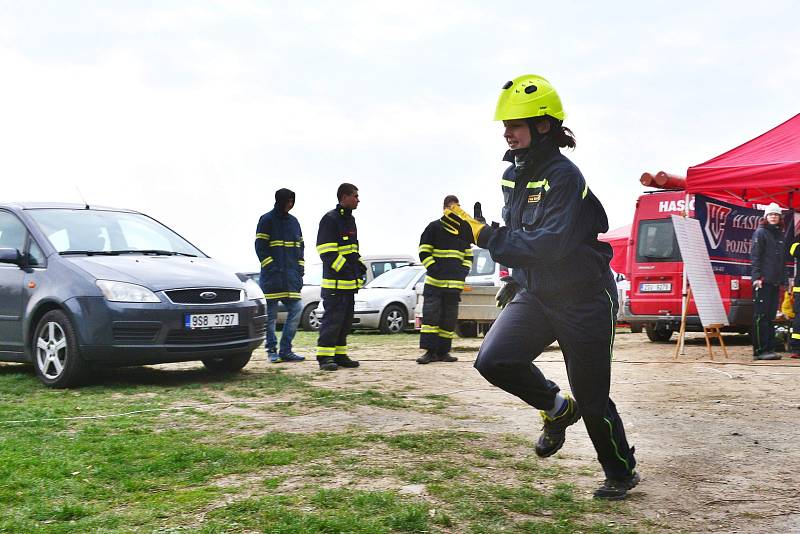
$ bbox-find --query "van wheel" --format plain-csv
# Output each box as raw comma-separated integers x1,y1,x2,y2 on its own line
455,321,478,338
33,310,87,388
202,351,252,373
645,324,673,342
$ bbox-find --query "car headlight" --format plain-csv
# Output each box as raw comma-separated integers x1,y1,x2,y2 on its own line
354,300,368,310
244,279,266,301
96,280,160,303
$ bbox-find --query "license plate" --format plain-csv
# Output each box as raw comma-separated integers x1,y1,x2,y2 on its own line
639,282,672,293
185,313,239,329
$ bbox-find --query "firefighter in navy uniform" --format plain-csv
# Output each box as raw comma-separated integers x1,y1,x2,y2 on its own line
315,183,364,371
417,195,473,364
789,237,800,359
447,74,639,500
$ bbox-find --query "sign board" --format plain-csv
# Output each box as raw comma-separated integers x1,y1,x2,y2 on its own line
695,194,795,276
671,215,729,327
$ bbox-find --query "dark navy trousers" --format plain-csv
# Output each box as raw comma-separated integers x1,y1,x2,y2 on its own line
474,279,636,479
753,283,779,356
316,290,355,360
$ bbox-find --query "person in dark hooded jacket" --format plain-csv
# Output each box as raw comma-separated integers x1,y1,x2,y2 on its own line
255,188,305,363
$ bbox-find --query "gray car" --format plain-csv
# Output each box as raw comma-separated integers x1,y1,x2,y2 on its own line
0,203,266,387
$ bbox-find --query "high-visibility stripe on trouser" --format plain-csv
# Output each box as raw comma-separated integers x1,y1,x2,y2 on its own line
317,346,335,357
335,346,347,355
420,289,459,354
437,329,455,339
317,291,354,361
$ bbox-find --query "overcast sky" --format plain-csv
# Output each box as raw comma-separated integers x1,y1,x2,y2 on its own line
1,1,798,270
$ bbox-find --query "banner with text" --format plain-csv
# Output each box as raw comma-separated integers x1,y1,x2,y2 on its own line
695,194,795,276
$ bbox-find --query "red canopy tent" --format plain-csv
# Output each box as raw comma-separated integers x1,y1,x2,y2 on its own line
598,224,631,277
685,114,800,209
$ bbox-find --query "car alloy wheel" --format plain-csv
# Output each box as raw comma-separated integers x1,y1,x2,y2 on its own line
380,304,407,334
36,321,68,380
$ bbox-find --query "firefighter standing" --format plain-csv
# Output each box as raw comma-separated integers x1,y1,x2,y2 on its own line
447,75,638,500
417,195,473,364
789,237,800,359
255,188,306,363
315,183,364,371
750,202,786,361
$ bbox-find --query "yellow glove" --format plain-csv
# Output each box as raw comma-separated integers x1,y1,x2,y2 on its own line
445,203,488,243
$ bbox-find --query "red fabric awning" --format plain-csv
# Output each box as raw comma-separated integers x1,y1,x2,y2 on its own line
599,224,631,276
685,114,800,209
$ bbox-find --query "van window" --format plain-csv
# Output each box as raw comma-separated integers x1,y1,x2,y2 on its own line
469,248,496,275
636,219,681,262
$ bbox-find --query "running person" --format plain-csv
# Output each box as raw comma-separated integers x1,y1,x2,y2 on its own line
448,74,639,500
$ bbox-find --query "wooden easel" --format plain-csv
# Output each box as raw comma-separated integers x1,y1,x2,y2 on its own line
674,286,691,359
702,323,728,359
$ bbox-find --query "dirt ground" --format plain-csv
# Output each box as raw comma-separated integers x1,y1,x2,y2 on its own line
245,331,800,534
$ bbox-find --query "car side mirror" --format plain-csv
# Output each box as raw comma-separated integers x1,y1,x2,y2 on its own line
0,248,22,266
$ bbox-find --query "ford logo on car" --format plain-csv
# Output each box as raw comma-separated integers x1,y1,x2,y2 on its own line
200,291,217,300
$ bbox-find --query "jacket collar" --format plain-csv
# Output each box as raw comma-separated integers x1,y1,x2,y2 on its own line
336,204,352,217
502,139,559,168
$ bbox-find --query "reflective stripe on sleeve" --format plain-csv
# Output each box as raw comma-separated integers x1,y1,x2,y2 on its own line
791,242,799,256
260,256,273,267
421,256,435,268
332,254,346,272
256,233,270,240
317,242,339,254
425,276,465,289
321,278,358,290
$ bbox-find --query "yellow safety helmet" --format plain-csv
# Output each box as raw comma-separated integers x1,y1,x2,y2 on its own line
494,74,566,122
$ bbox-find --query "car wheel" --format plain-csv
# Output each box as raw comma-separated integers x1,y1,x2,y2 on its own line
645,323,673,342
455,320,478,338
33,310,87,388
202,351,252,373
379,304,407,334
301,302,320,331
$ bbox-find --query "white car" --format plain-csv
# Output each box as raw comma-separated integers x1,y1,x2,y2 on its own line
315,265,425,334
464,247,508,287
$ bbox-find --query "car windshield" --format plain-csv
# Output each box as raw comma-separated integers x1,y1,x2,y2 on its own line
469,248,496,276
367,267,422,289
27,208,205,257
304,263,322,285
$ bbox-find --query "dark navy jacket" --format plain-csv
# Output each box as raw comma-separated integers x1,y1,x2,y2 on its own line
477,140,612,299
419,217,473,292
750,223,787,285
255,209,304,299
316,205,362,292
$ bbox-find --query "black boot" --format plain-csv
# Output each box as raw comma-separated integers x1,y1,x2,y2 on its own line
318,357,338,371
535,395,581,458
334,355,360,368
437,352,458,362
416,350,437,364
593,471,640,500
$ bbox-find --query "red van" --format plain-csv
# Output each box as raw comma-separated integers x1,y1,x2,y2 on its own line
622,190,753,341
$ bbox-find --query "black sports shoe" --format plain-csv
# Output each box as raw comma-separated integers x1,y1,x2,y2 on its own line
437,352,458,362
593,471,640,500
535,395,581,458
334,355,360,368
416,351,437,364
318,357,338,371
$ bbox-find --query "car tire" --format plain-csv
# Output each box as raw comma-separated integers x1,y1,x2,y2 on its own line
301,302,320,331
645,323,673,342
32,310,87,388
379,304,407,334
455,320,478,338
202,351,253,373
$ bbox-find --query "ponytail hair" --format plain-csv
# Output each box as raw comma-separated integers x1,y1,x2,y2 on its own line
552,124,576,149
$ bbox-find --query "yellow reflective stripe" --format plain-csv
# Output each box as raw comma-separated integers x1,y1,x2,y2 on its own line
260,256,273,267
269,240,284,246
793,333,800,340
462,260,472,267
288,292,301,299
432,249,465,259
338,244,359,254
357,278,364,288
421,256,435,268
582,183,588,199
441,221,459,235
298,260,305,266
317,242,339,254
463,248,473,256
420,324,439,334
791,242,799,256
334,346,347,355
437,329,455,339
265,291,289,299
332,254,346,272
425,276,465,289
255,233,269,240
526,179,550,191
793,287,800,293
321,278,358,290
419,244,434,253
501,179,515,188
316,346,335,357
